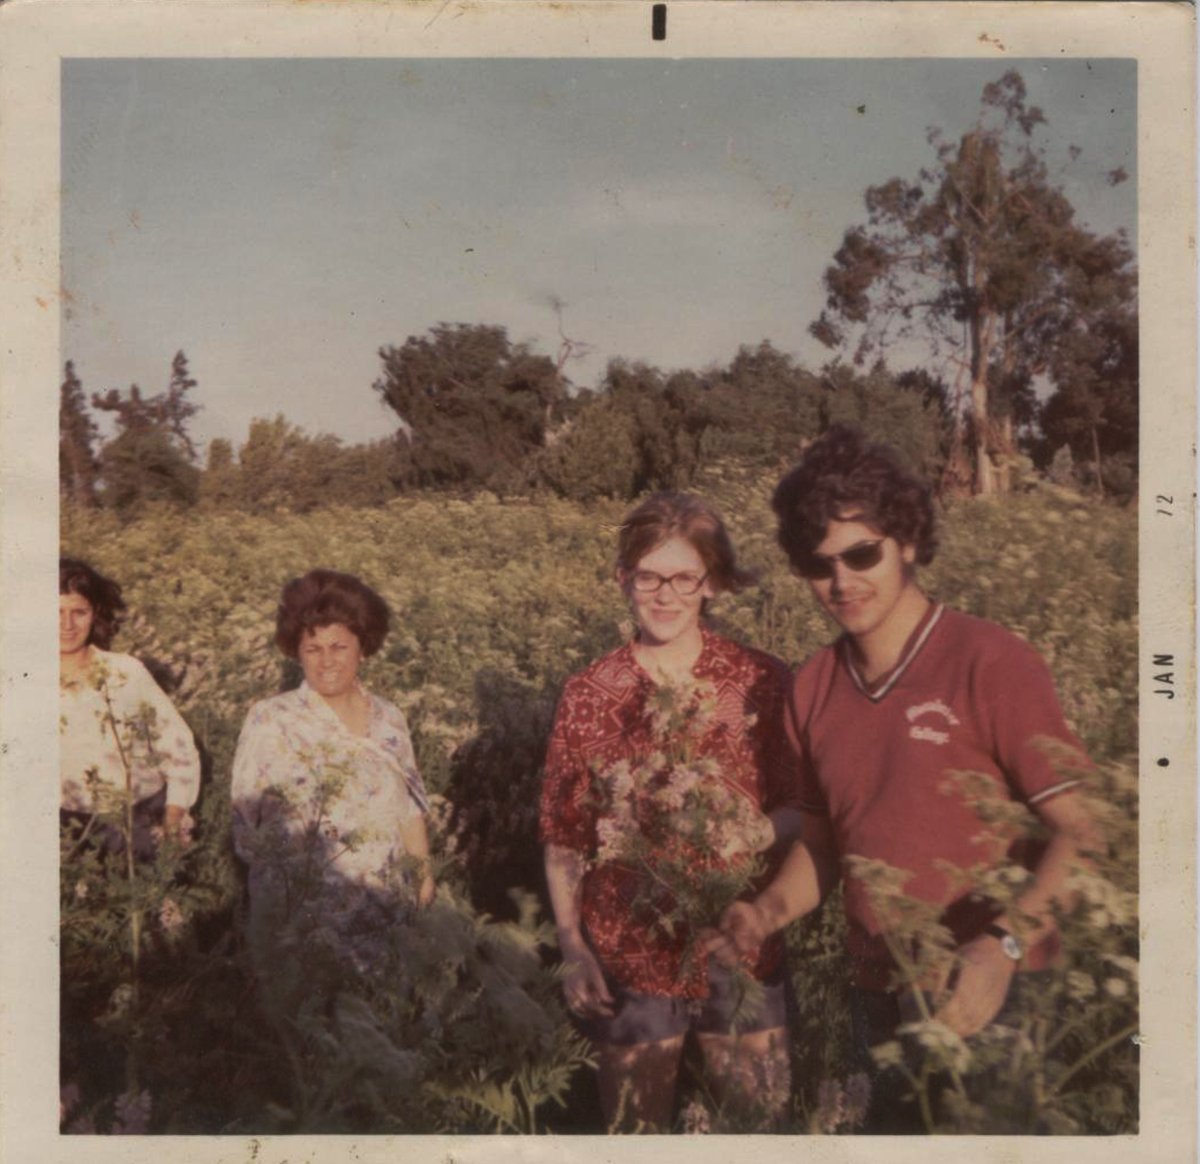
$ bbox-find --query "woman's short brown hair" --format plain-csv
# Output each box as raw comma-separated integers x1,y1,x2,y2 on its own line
59,557,126,650
616,492,754,595
274,569,390,659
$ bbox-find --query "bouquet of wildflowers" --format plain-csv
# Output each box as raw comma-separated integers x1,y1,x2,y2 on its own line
590,677,770,978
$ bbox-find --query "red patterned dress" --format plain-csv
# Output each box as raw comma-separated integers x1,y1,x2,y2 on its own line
540,627,801,998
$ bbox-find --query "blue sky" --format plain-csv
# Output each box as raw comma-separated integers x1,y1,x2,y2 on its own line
62,57,1136,451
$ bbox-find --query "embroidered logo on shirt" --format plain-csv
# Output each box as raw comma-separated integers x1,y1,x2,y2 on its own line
905,699,960,746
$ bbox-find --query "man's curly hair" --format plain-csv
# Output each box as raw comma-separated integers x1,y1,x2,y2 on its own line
772,425,937,572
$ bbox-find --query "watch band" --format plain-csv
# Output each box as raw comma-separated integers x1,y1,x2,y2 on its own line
985,922,1024,962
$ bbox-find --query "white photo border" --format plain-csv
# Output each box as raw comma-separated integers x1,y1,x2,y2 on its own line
1,2,1194,1161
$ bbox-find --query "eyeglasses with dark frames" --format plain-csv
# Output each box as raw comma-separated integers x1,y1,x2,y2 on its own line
629,570,708,596
795,539,886,581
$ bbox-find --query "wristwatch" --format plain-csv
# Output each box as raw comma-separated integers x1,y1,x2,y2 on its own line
985,922,1025,962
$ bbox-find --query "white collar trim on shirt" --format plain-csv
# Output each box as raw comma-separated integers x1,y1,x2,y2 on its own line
844,603,945,702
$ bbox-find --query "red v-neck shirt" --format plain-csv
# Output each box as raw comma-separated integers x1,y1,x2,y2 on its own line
788,604,1090,990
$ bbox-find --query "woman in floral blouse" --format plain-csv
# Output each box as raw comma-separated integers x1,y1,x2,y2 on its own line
59,557,200,854
231,569,434,987
540,493,803,1131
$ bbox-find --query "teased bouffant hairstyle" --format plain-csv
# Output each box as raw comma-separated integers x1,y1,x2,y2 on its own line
772,425,938,571
616,492,755,595
274,569,390,659
59,558,126,650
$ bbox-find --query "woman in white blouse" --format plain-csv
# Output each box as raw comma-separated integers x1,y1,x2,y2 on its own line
231,569,434,979
59,558,200,852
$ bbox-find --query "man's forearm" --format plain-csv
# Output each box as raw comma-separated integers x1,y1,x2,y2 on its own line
755,829,837,932
1006,793,1099,944
545,843,589,950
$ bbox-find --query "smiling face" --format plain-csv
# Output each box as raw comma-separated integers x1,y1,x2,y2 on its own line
59,592,96,659
621,535,714,650
298,623,364,701
807,515,920,648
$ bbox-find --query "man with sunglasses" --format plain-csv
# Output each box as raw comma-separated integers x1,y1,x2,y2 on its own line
708,424,1096,1132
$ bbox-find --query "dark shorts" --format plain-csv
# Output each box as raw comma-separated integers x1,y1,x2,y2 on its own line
576,958,789,1048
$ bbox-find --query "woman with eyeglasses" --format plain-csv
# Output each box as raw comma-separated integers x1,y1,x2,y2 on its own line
540,492,804,1131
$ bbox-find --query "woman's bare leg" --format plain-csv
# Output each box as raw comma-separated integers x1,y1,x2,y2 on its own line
596,1036,686,1132
697,1026,791,1125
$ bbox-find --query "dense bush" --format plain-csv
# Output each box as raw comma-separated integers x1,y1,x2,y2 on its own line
818,362,952,486
59,467,1137,1133
533,396,642,501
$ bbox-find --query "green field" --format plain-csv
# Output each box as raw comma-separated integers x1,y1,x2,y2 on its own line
59,462,1138,1134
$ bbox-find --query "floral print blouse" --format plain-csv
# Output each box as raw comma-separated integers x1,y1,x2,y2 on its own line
59,648,201,814
231,681,429,906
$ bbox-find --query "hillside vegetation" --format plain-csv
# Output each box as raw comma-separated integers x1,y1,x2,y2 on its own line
59,463,1138,1134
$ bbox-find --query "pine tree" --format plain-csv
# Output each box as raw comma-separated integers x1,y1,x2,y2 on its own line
92,351,202,511
60,360,99,506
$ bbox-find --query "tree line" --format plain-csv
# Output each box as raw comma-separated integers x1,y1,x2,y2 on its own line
60,70,1137,515
57,338,947,514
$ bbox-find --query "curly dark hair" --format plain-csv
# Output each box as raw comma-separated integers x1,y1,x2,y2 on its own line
617,491,755,595
274,569,390,659
772,425,938,571
59,558,127,650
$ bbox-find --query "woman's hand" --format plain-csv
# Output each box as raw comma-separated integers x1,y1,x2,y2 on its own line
400,816,434,907
163,806,193,847
559,936,614,1020
544,845,613,1018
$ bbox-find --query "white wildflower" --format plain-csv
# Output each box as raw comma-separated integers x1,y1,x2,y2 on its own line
681,1099,711,1134
1103,953,1139,982
900,1019,972,1073
870,1039,904,1068
1066,970,1097,1001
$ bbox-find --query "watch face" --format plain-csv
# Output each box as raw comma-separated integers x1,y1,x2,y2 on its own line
1000,933,1023,961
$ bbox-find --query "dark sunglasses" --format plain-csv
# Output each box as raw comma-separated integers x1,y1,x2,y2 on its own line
795,538,886,581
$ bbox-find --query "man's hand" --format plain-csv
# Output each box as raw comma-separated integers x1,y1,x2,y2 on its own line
933,935,1017,1036
934,789,1096,1037
560,939,614,1020
702,900,771,966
